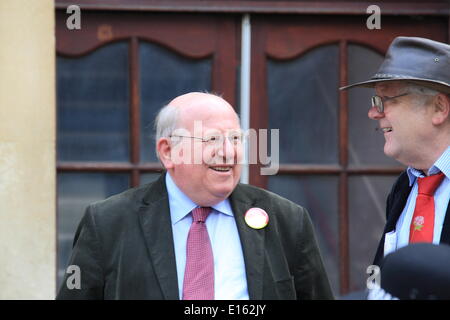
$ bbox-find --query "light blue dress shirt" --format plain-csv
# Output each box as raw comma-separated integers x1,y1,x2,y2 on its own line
165,173,249,300
395,146,450,249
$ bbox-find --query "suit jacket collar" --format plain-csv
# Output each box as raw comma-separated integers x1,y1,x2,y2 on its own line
384,171,412,234
229,184,266,300
374,171,413,265
441,205,450,245
138,173,180,300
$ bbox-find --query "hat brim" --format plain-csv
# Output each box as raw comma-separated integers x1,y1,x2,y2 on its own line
339,78,450,94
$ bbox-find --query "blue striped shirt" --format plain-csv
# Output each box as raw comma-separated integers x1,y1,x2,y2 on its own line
395,146,450,249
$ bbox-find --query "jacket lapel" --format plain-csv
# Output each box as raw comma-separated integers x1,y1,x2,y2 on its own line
138,173,179,300
384,172,412,233
374,172,411,265
230,184,265,300
439,200,450,245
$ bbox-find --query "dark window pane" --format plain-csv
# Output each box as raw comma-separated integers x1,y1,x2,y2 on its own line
57,173,129,288
267,45,339,164
139,42,212,163
348,44,400,166
57,42,130,162
348,175,398,292
267,174,339,295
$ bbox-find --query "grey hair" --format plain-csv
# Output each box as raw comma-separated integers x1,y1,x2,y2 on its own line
402,84,450,126
154,104,180,159
402,82,440,106
403,83,439,95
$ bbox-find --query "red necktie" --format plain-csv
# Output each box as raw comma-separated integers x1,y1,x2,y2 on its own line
409,172,445,243
182,207,214,300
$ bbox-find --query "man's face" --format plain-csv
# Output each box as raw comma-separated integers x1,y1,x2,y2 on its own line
164,93,243,206
368,82,434,166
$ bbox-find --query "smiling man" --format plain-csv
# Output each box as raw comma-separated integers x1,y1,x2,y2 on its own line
341,37,450,266
57,92,333,300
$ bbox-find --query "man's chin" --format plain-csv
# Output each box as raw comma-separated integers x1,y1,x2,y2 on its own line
384,144,405,164
214,186,234,198
205,173,241,202
198,190,233,207
383,143,396,159
210,183,238,201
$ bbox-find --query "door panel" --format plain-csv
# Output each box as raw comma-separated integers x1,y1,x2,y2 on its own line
268,174,340,293
57,41,130,162
267,44,339,164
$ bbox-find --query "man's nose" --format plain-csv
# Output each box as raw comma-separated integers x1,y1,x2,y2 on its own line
217,137,236,160
368,106,385,120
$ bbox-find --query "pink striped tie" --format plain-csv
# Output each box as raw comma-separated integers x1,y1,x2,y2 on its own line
182,207,214,300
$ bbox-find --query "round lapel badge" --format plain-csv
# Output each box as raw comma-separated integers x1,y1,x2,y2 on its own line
244,208,269,229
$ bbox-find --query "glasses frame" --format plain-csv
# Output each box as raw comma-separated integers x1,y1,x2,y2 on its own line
169,133,244,146
371,92,409,113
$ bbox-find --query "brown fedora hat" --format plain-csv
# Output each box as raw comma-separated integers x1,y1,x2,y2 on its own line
340,36,450,94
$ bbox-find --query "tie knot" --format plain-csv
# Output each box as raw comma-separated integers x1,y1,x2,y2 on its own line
192,207,212,223
417,172,445,196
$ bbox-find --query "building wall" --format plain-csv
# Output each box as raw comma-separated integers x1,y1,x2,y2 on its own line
0,0,56,299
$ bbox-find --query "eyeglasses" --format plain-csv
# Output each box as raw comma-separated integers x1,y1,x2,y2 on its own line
371,93,409,113
169,133,244,147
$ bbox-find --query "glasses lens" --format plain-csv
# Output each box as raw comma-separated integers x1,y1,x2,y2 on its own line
205,135,223,146
371,96,383,113
228,133,243,145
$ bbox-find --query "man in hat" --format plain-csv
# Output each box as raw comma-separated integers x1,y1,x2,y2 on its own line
341,37,450,265
57,92,333,300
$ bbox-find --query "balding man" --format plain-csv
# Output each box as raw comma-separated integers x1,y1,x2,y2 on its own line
57,92,333,300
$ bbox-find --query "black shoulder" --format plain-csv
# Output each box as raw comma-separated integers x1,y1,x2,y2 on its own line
386,171,409,203
390,171,409,194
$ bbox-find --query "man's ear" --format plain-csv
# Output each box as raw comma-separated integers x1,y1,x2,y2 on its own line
431,93,450,126
156,138,174,169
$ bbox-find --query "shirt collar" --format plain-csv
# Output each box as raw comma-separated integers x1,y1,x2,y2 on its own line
406,146,450,186
165,173,234,225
